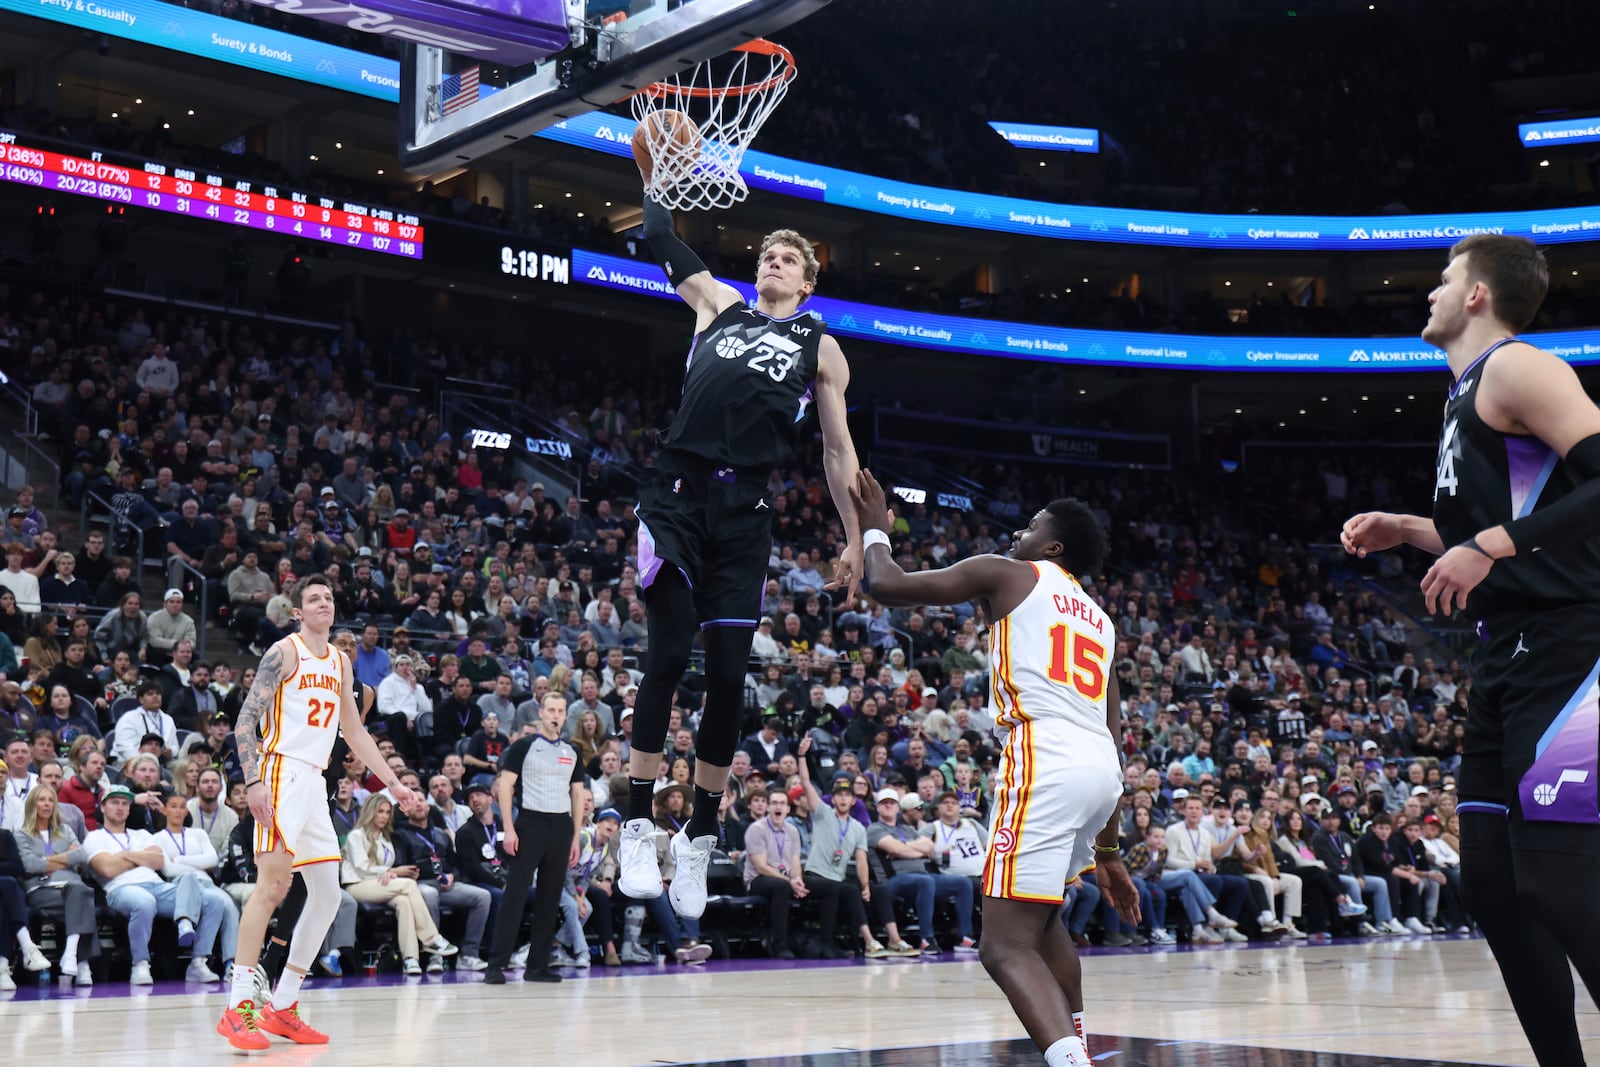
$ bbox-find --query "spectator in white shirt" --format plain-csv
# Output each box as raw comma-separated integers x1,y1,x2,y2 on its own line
154,793,239,968
135,343,179,396
83,785,229,983
111,680,178,767
376,655,433,762
186,766,239,856
749,617,786,666
2,735,37,831
0,543,41,614
1179,635,1213,680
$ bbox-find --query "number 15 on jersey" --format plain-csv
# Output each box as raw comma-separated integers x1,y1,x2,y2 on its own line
1047,623,1107,700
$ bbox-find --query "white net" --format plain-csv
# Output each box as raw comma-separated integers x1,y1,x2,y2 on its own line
630,40,796,212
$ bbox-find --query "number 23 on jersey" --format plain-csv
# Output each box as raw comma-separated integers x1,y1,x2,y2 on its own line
1047,623,1107,700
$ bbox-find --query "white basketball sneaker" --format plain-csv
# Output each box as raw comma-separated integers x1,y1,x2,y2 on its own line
618,819,664,899
666,829,717,919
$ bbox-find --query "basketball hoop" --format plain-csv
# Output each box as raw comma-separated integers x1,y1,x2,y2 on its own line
631,39,796,212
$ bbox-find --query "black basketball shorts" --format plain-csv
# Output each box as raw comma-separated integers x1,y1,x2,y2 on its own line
634,453,773,628
1462,603,1600,848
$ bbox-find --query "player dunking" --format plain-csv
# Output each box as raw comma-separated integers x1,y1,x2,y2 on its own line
1343,235,1600,1067
616,178,864,917
850,471,1138,1067
217,575,434,1050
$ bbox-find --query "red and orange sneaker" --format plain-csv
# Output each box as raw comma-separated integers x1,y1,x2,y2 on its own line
259,1002,330,1045
217,1000,271,1051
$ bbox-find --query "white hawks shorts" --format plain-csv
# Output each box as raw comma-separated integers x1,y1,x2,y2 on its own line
255,752,341,868
981,721,1121,905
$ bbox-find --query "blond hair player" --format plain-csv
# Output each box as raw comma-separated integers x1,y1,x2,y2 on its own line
851,470,1138,1067
217,575,437,1050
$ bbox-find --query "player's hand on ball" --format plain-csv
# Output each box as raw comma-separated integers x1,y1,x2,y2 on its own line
1341,512,1405,557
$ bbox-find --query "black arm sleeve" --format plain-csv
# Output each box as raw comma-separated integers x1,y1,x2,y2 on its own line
1501,433,1600,554
642,197,709,284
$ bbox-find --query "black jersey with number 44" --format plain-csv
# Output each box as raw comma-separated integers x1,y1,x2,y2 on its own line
1432,339,1600,616
659,303,825,469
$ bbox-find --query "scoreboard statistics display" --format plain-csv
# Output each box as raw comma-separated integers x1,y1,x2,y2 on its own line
0,131,424,260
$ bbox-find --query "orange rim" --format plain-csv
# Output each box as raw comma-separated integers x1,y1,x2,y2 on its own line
640,39,796,100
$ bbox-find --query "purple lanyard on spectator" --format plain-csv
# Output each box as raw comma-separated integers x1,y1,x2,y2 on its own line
1186,827,1203,857
940,823,958,850
333,806,355,832
110,830,132,851
166,829,187,856
379,841,393,866
199,806,218,834
41,832,54,856
768,818,787,869
7,778,28,801
408,828,438,864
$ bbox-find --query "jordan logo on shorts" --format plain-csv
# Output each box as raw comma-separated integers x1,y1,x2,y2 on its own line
1513,633,1531,658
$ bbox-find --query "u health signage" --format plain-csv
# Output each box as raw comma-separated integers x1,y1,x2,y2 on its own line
876,411,1171,471
987,122,1100,154
17,0,1600,251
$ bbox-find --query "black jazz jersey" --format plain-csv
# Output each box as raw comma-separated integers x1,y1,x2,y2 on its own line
658,303,824,469
1432,338,1600,616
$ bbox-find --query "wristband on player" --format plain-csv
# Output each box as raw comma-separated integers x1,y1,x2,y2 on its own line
245,779,262,787
1093,843,1121,855
862,529,891,551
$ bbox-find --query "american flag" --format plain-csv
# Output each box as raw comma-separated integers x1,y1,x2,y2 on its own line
440,65,480,116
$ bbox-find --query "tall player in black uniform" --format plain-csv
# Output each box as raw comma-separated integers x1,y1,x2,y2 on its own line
615,179,863,921
1343,235,1600,1066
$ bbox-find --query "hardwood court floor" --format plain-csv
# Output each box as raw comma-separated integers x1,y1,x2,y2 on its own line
5,937,1596,1066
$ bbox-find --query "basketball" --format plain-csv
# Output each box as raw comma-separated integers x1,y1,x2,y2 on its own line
632,108,701,184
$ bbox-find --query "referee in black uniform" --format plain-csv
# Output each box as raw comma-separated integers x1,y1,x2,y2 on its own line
484,692,585,985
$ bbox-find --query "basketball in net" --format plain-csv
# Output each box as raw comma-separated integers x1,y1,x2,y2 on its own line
630,39,796,212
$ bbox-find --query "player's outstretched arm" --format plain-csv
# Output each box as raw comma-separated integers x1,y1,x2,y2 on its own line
642,197,742,330
816,337,864,605
1341,513,1443,557
338,656,410,804
850,469,1033,611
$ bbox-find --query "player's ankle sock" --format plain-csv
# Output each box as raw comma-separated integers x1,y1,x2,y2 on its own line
271,969,306,1010
628,779,657,823
686,788,723,839
229,964,257,1006
1044,1035,1086,1067
1072,1011,1085,1042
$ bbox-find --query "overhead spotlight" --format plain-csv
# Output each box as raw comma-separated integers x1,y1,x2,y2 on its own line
377,169,384,175
1539,159,1551,168
186,109,195,116
335,142,343,149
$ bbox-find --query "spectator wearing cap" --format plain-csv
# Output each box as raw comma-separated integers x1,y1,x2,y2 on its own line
1311,806,1393,935
793,736,898,957
377,654,432,760
570,808,623,966
146,588,197,668
84,784,229,985
868,787,976,955
111,680,178,766
1333,785,1369,836
1356,815,1428,935
750,616,785,666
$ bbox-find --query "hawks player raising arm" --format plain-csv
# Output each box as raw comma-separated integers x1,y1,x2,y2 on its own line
848,470,1137,923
